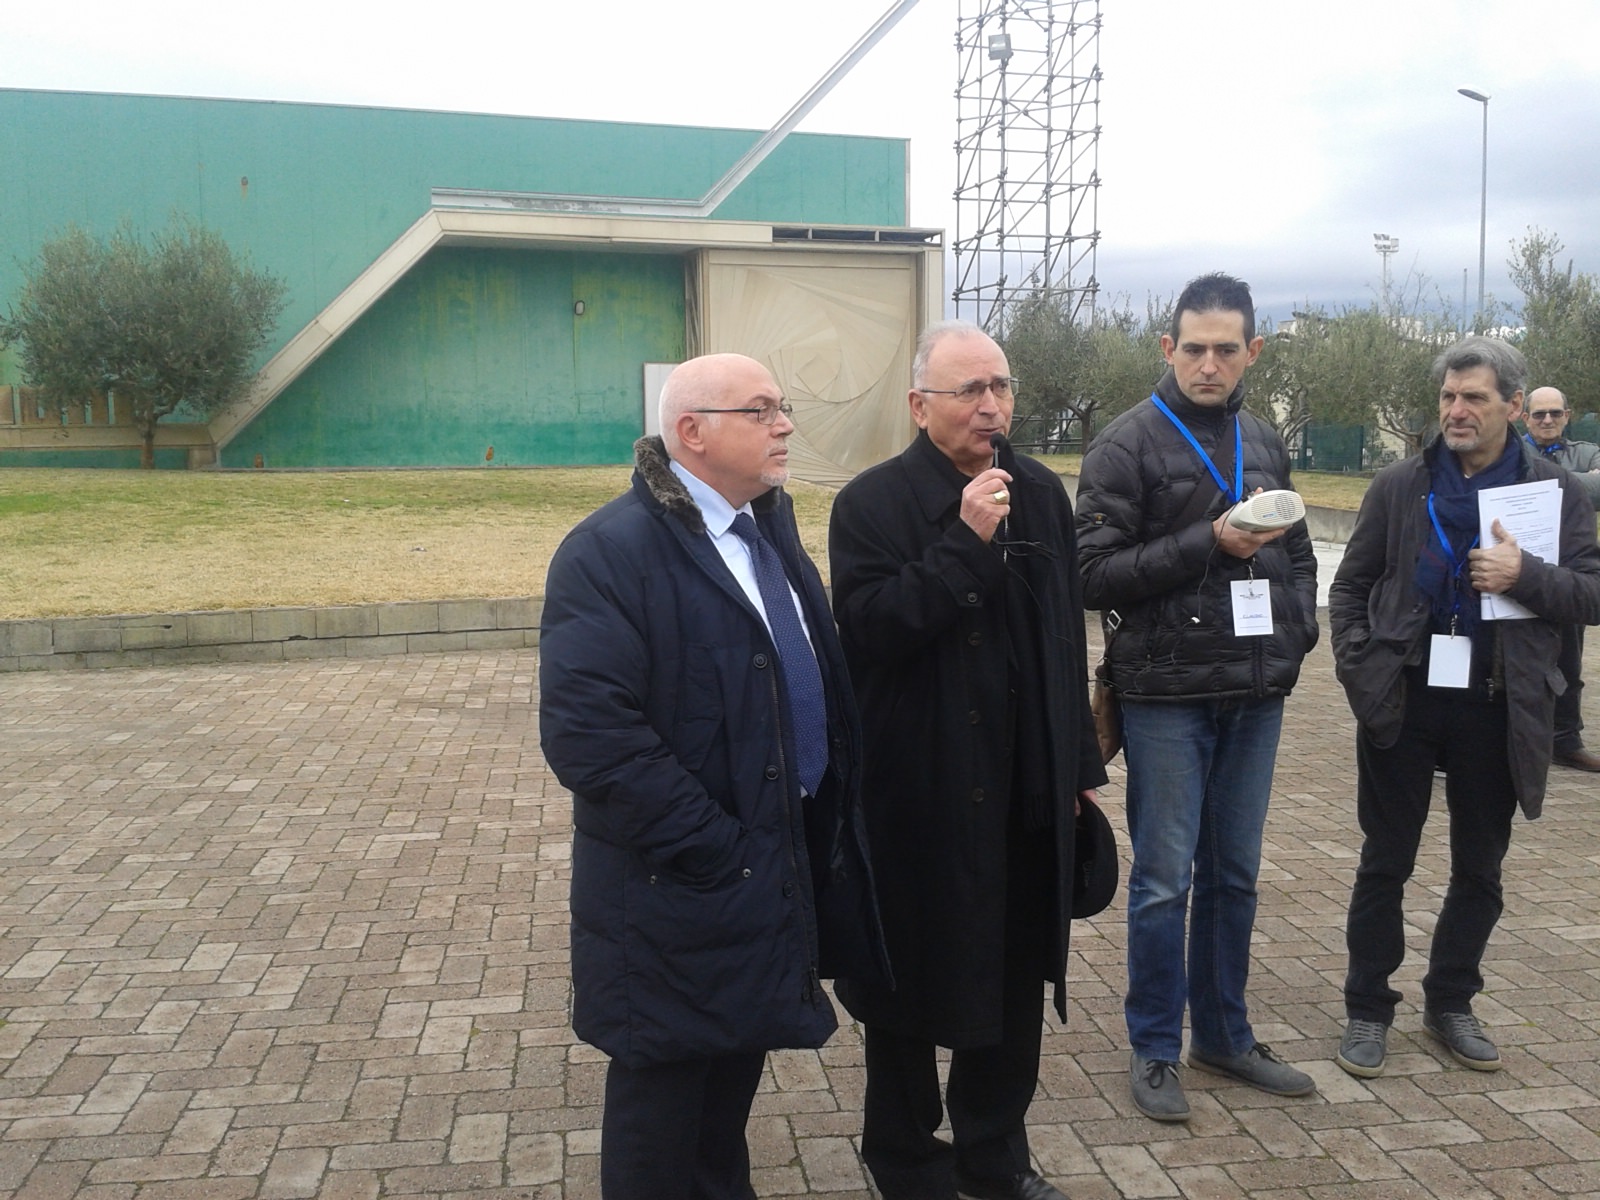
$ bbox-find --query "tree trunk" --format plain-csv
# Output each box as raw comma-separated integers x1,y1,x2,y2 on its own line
139,422,156,469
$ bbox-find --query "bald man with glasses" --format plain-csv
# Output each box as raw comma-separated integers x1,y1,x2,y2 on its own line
541,354,890,1197
1524,387,1600,771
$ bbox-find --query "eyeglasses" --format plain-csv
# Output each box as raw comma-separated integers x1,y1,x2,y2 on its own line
1527,411,1566,422
689,403,794,425
915,376,1021,404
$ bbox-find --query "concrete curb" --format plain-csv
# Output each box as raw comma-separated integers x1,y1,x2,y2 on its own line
0,596,543,673
0,489,1356,674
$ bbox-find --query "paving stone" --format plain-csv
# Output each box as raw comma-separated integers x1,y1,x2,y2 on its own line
1093,1142,1181,1198
0,628,1596,1196
796,1135,864,1192
507,1131,564,1184
259,1146,328,1199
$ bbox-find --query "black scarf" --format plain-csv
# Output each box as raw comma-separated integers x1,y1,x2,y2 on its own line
1418,435,1522,645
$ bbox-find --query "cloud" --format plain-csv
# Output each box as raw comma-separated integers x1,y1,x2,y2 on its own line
7,0,1599,328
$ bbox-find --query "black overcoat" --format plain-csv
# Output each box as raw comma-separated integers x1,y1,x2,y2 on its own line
828,432,1106,1047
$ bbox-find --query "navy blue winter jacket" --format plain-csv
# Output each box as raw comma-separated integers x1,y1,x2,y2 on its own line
540,437,887,1069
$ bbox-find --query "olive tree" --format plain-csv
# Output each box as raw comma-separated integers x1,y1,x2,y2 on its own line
1001,291,1168,452
1,220,287,467
1508,228,1600,408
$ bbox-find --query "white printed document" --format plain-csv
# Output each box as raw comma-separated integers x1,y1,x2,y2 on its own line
1477,478,1560,620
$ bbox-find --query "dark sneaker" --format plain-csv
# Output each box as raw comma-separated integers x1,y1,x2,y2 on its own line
1130,1052,1190,1121
1335,1019,1389,1078
954,1168,1068,1200
1423,1009,1501,1071
1187,1041,1316,1096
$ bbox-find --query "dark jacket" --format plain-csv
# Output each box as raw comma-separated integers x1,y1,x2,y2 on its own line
1329,439,1600,817
1074,373,1319,699
828,432,1106,1047
540,436,889,1069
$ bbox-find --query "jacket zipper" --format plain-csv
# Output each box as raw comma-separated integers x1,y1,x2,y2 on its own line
762,632,824,1006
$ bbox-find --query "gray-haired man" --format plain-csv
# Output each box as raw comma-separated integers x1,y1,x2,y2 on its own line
1330,337,1600,1078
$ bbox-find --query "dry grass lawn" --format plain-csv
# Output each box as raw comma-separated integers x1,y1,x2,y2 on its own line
0,460,1367,620
0,467,840,619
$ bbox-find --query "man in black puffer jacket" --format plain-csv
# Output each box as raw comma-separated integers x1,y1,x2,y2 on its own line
1075,273,1319,1123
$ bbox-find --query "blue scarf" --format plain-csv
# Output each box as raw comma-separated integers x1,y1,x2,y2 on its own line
1417,436,1522,644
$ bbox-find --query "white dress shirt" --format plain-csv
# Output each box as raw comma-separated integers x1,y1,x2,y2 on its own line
669,460,815,648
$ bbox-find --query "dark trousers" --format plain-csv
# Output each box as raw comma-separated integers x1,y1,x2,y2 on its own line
1344,685,1518,1023
600,1050,765,1200
860,829,1051,1200
1556,623,1586,751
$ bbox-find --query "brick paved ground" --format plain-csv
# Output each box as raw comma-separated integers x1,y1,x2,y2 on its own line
1,629,1599,1199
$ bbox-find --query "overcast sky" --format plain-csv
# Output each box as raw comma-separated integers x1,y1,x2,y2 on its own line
9,0,1600,326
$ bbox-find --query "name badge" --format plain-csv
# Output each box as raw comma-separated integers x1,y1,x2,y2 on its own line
1231,578,1273,637
1427,633,1472,688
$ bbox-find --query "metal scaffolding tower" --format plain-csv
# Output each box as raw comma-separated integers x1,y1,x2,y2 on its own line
952,0,1101,337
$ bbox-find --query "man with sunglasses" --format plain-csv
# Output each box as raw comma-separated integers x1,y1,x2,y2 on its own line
541,353,888,1198
1075,273,1320,1122
1523,386,1600,771
829,321,1106,1200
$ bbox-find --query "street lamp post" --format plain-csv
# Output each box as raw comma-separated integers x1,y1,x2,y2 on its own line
1458,88,1490,332
1373,233,1400,312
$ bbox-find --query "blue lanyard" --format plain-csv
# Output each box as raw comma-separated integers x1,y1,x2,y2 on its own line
1150,393,1243,504
1426,493,1478,631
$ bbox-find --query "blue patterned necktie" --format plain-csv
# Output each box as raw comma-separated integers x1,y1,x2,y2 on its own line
730,513,828,795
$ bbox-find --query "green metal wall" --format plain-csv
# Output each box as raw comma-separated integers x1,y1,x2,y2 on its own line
0,448,188,469
223,248,685,467
0,88,908,390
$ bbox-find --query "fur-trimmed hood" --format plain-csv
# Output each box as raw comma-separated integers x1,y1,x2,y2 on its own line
633,435,781,536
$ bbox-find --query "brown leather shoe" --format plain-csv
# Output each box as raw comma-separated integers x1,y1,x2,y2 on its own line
1554,746,1600,772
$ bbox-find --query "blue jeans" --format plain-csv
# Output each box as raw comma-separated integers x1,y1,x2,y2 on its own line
1121,696,1284,1062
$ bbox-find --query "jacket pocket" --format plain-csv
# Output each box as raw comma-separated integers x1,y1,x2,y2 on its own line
1336,635,1404,735
1546,664,1569,698
631,851,768,959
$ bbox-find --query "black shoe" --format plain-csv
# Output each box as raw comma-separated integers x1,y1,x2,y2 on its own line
1335,1019,1389,1078
954,1169,1067,1200
1423,1009,1501,1070
1129,1052,1190,1121
1554,745,1600,772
